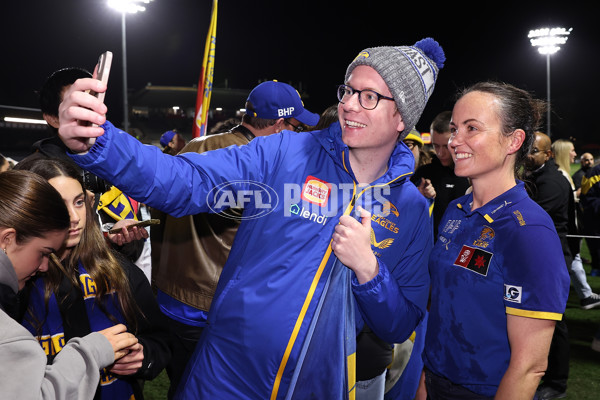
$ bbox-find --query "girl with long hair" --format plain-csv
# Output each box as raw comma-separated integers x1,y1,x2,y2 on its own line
17,159,170,400
0,170,137,399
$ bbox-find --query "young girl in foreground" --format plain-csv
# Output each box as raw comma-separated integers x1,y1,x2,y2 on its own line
18,159,170,400
0,170,137,399
422,82,570,399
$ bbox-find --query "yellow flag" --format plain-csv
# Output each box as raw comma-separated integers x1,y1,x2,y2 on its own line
193,0,218,137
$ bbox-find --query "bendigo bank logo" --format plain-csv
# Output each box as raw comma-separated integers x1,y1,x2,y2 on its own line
207,180,279,220
453,245,493,276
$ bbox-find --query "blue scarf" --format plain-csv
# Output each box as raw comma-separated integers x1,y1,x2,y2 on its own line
22,261,135,399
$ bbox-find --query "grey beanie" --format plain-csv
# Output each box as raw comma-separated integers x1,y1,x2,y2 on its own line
345,38,445,139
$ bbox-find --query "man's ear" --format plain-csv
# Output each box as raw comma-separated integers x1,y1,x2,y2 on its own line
43,113,59,129
274,118,286,134
395,115,405,136
508,129,526,155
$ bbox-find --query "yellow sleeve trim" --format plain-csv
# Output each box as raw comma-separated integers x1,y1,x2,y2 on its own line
408,330,416,343
506,306,563,321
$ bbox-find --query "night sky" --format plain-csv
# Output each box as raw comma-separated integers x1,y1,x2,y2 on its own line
2,1,598,148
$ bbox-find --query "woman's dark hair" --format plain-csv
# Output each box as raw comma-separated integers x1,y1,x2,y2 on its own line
458,81,547,176
312,104,339,131
0,170,69,243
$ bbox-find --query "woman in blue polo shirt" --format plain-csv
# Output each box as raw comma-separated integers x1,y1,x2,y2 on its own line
422,81,570,399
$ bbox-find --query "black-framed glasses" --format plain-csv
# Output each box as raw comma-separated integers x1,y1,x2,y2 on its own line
337,84,395,110
285,119,303,132
403,140,417,150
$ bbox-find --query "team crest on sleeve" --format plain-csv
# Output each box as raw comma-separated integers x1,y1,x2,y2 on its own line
453,245,492,276
504,284,522,303
301,175,331,207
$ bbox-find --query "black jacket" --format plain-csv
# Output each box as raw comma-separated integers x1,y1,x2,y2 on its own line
525,159,572,238
412,157,470,237
580,163,600,235
525,159,573,264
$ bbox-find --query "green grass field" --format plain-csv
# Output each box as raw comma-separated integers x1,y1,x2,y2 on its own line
144,163,600,399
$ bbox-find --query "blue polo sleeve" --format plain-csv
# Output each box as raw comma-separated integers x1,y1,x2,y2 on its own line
501,221,569,320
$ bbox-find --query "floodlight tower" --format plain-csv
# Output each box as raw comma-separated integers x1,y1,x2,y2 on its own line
107,0,153,132
528,27,572,137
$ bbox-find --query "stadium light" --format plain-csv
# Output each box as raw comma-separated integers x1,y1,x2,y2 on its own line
107,0,153,132
528,27,572,137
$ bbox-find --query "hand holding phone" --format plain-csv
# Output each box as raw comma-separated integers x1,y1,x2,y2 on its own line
108,219,161,234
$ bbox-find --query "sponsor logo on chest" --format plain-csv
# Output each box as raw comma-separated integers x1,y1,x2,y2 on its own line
301,175,332,207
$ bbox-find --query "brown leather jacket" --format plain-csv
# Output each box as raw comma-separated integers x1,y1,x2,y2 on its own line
151,127,253,310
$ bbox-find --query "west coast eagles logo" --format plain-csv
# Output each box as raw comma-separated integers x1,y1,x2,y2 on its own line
370,228,394,249
473,225,495,248
381,201,399,217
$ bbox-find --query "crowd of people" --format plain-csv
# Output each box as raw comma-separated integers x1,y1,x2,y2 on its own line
0,35,599,400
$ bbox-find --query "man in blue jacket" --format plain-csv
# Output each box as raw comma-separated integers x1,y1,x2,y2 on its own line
57,38,445,400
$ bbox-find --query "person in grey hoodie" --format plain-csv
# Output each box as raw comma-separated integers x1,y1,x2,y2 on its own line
0,170,138,400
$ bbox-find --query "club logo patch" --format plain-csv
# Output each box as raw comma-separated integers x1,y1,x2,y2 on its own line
453,245,492,276
301,176,331,207
504,284,522,303
381,201,399,217
473,225,495,248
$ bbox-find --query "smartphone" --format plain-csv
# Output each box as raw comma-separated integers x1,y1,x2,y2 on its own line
90,51,113,103
108,219,161,234
86,51,113,144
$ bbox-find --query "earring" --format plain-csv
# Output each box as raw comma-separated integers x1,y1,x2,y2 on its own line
2,248,6,254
